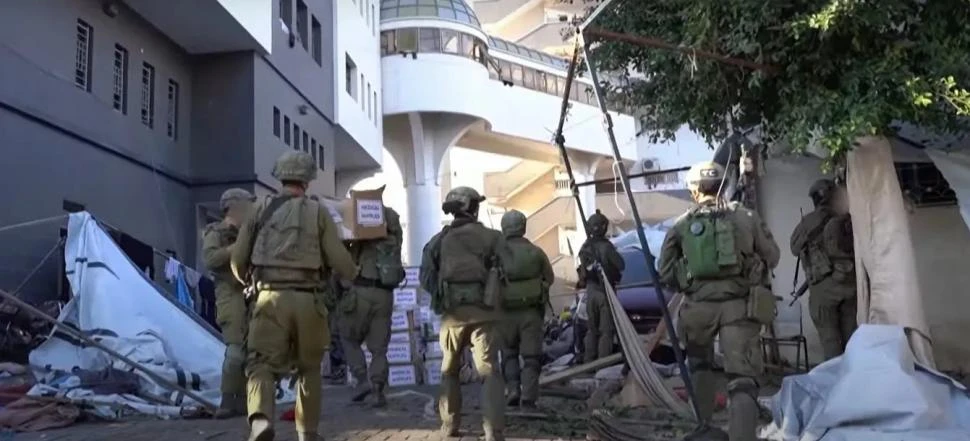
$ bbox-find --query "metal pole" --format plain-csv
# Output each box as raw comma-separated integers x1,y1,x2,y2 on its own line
552,37,591,236
579,36,702,423
575,166,690,188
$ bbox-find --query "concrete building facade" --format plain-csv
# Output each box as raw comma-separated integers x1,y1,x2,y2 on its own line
0,0,381,301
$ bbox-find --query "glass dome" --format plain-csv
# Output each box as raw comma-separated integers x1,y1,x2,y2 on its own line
380,0,482,29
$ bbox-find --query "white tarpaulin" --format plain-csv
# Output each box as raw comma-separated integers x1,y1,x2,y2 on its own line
847,137,935,367
28,212,293,417
760,324,970,441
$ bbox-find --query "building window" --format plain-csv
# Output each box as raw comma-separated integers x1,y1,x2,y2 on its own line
284,115,291,145
302,132,309,153
111,44,129,113
311,139,318,164
360,74,365,111
140,63,156,129
296,0,308,50
371,3,376,35
367,83,372,119
166,80,179,140
294,124,301,150
317,143,325,170
279,0,292,30
273,107,281,137
373,91,379,126
74,19,94,91
419,28,440,52
311,16,322,65
345,55,358,100
359,0,364,16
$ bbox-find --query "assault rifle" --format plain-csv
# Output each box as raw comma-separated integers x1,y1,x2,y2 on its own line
789,207,807,307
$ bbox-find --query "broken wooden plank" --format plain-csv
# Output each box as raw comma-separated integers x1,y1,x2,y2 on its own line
539,353,624,386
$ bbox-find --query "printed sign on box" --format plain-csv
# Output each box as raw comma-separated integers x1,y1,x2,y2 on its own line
424,341,443,359
389,331,410,344
404,267,420,287
356,199,384,227
424,360,442,385
390,310,410,332
388,365,417,387
387,341,412,364
393,287,418,310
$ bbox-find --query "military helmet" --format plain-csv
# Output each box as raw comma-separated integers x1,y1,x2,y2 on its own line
500,209,527,237
219,188,255,211
685,161,726,191
443,186,485,216
586,209,609,237
809,178,837,206
272,151,317,183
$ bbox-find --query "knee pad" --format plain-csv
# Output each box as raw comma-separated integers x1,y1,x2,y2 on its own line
726,377,758,398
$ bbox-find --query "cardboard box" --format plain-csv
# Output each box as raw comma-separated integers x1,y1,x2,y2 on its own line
388,364,417,387
387,340,413,364
424,341,443,359
318,186,387,241
403,267,420,287
389,331,411,344
393,287,418,310
390,310,410,332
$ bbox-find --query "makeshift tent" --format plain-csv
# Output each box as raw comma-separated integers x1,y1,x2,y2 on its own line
28,212,294,417
761,324,970,441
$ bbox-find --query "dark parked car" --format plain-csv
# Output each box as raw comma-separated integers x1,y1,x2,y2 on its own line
573,245,664,335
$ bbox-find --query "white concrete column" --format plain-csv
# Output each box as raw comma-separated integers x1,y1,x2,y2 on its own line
384,112,481,265
575,169,597,235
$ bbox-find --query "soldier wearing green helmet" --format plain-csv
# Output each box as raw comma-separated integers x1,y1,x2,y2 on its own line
658,160,779,441
790,178,856,361
497,209,554,409
202,188,255,418
576,209,624,364
231,151,357,441
419,186,506,441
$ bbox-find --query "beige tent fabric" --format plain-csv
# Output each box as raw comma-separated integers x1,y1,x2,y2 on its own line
847,136,936,368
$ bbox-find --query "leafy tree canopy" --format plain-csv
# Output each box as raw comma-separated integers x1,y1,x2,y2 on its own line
584,0,970,159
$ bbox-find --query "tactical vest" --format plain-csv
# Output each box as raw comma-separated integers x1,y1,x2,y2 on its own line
578,238,622,286
501,238,545,309
250,197,323,284
675,205,743,283
439,223,496,307
204,222,242,286
801,213,834,285
354,229,405,288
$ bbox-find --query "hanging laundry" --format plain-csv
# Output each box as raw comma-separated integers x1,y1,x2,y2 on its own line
164,257,180,283
174,268,195,311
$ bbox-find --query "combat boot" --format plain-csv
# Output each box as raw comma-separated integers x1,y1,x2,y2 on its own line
351,380,372,402
373,382,387,408
505,393,521,407
247,415,275,441
214,393,245,419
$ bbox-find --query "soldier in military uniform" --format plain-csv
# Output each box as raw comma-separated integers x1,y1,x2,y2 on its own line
340,206,405,407
577,209,624,364
498,210,554,409
420,186,505,441
202,188,255,418
790,179,856,361
231,151,358,441
658,161,780,441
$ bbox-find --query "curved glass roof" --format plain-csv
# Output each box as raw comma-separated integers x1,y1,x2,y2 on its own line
380,0,482,29
488,36,570,71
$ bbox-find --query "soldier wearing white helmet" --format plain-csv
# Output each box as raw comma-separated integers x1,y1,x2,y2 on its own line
201,188,255,418
658,161,780,441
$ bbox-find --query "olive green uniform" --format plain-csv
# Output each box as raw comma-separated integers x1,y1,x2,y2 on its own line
658,195,779,441
578,237,624,364
498,211,554,405
422,218,505,440
339,207,404,394
231,191,357,439
202,221,248,413
791,209,856,361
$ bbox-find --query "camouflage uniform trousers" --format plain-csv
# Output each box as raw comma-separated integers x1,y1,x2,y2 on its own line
338,285,394,385
247,289,330,434
439,315,505,437
678,297,763,426
583,283,616,363
809,279,857,361
501,308,544,403
214,282,248,399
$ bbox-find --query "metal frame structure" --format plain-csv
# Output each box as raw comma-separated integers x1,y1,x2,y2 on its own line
551,36,702,422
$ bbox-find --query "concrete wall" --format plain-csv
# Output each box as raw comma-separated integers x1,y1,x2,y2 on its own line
334,0,383,162
760,156,970,373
